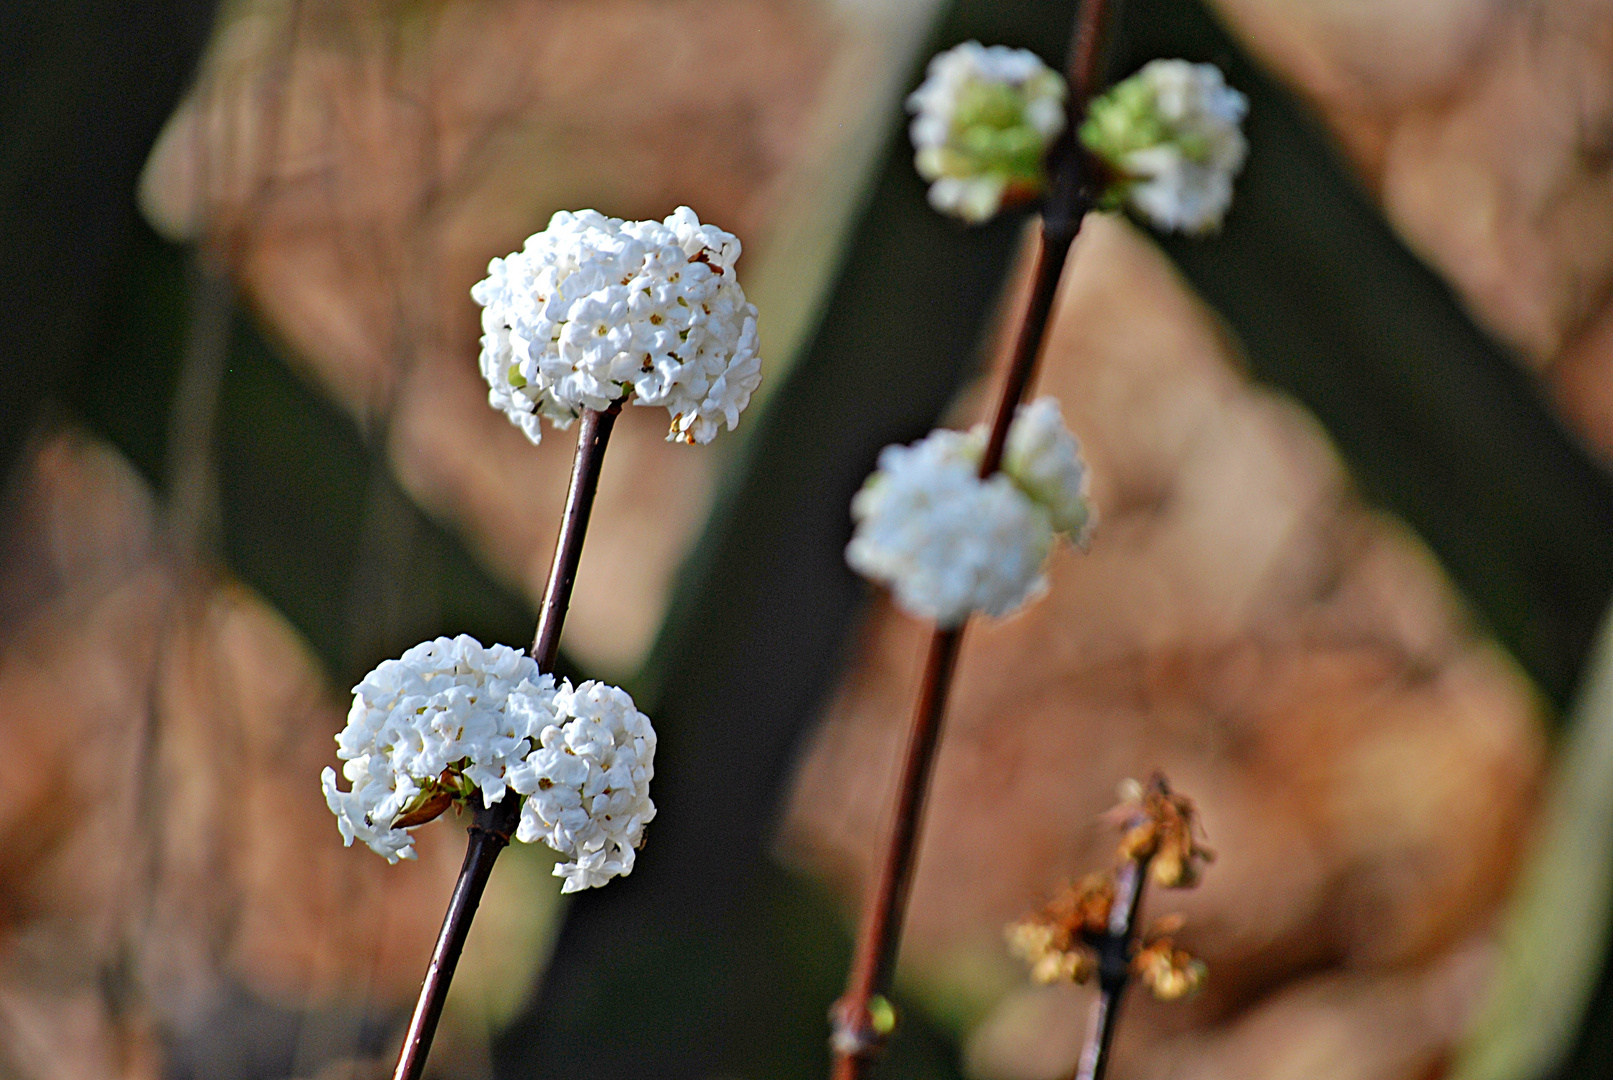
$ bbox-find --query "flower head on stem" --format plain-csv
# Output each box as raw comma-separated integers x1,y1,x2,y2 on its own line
322,635,656,892
1079,59,1248,235
473,207,761,445
509,679,657,893
845,397,1095,626
321,635,557,863
907,41,1068,223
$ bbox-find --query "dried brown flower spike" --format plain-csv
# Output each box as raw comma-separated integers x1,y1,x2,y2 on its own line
1005,871,1115,984
1007,773,1212,1080
1131,915,1207,1001
1107,773,1215,888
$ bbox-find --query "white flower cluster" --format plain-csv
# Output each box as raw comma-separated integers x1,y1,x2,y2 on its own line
321,636,555,864
472,207,761,445
847,397,1094,627
1004,396,1095,545
321,636,656,892
1080,60,1248,235
509,680,657,893
908,41,1067,223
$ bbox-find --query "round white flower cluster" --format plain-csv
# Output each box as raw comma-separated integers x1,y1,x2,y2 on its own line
1004,396,1095,545
321,635,556,864
472,207,761,445
846,397,1095,627
321,636,656,892
509,680,657,893
1080,60,1248,235
848,430,1053,626
908,41,1067,223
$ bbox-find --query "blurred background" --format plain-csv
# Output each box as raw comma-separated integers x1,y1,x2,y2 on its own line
3,0,1613,1077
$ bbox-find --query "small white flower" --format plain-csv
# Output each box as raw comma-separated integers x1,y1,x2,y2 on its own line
847,429,1052,627
509,680,657,893
908,41,1067,223
322,635,558,863
1080,60,1248,235
472,207,761,445
1003,396,1095,545
846,398,1095,626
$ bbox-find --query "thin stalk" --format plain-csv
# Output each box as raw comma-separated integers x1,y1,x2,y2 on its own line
829,627,964,1070
1073,854,1149,1080
829,3,1116,1074
391,401,623,1080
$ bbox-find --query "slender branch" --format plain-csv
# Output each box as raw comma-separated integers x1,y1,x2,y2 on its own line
829,626,963,1072
1073,853,1149,1080
391,401,623,1080
829,3,1116,1074
532,403,623,670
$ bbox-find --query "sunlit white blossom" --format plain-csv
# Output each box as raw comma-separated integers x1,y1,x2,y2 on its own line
847,429,1054,626
1003,396,1095,544
472,207,761,445
322,635,557,863
509,680,657,892
908,41,1067,223
846,398,1095,625
1080,60,1248,235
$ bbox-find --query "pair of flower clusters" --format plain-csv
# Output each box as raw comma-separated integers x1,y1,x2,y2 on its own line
909,44,1248,234
846,397,1093,627
327,207,768,890
321,636,655,892
1006,777,1214,1001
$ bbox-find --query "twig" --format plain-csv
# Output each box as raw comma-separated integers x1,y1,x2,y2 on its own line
391,401,623,1080
829,3,1118,1075
1073,829,1149,1080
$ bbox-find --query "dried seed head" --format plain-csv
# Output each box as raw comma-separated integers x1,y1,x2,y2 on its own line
1006,916,1097,985
1005,870,1115,985
1055,870,1117,936
1107,773,1214,888
1132,936,1206,1001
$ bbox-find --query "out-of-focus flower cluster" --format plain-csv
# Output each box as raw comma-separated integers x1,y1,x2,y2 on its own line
846,397,1094,627
1007,775,1211,1001
1131,916,1208,1001
321,635,655,891
1080,59,1248,235
907,41,1067,223
846,427,1055,626
1006,871,1113,985
473,207,761,445
1110,774,1216,888
509,679,657,893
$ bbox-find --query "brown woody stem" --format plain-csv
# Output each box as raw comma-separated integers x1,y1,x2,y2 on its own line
1072,852,1149,1080
391,401,623,1080
828,2,1117,1075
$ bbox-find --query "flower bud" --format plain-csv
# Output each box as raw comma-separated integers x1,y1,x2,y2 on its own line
1080,60,1248,235
908,42,1067,223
